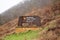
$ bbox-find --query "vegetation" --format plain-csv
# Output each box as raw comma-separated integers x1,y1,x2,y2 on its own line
0,0,53,25
2,17,60,40
0,0,60,40
4,30,39,40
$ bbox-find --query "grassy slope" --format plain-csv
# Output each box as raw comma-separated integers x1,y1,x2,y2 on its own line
4,18,58,40
3,1,60,40
4,30,40,40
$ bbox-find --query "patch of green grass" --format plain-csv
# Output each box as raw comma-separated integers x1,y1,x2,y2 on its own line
4,30,39,40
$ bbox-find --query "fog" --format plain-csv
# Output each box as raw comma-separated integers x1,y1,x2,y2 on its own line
0,0,26,14
0,0,54,25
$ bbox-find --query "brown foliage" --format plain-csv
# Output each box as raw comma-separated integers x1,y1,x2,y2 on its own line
0,1,60,39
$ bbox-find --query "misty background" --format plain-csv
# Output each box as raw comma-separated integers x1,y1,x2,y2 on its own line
0,0,58,25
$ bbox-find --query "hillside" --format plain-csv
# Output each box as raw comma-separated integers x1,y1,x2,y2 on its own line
0,1,60,40
0,0,52,25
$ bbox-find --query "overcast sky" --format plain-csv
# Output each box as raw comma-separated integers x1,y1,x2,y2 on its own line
0,0,25,14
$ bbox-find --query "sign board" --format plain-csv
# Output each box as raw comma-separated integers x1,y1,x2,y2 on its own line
18,16,41,27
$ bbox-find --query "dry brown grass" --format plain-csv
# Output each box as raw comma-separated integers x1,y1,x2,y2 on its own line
0,1,60,40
